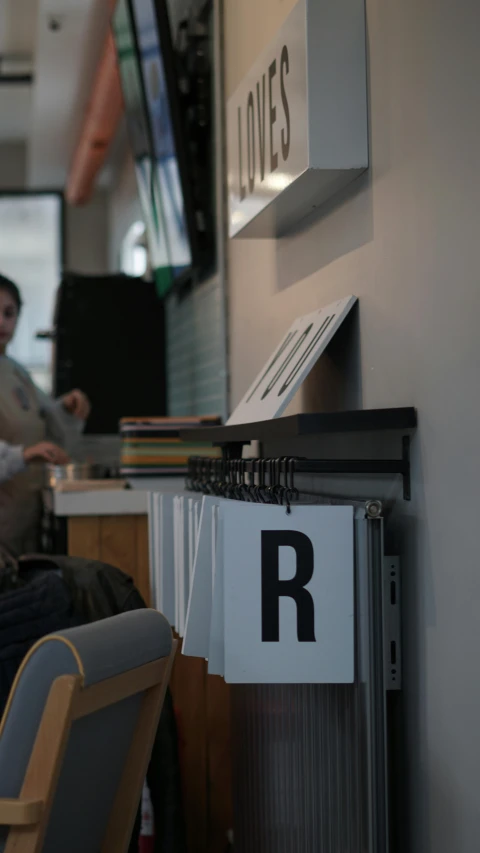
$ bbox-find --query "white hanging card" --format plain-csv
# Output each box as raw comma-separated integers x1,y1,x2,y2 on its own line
188,497,202,584
208,503,225,676
182,497,192,637
147,493,176,624
174,496,190,638
194,500,201,551
222,502,354,684
173,496,181,633
227,296,357,425
188,499,195,584
211,503,218,597
158,494,176,625
147,493,158,608
183,496,219,659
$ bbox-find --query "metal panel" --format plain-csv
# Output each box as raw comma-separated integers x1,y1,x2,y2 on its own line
230,509,395,853
383,557,402,691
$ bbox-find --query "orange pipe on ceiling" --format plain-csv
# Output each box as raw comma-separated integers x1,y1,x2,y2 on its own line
65,16,124,206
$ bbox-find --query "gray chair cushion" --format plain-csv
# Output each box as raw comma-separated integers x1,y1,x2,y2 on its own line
0,609,172,852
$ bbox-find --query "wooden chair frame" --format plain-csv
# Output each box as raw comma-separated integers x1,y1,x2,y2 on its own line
0,640,177,853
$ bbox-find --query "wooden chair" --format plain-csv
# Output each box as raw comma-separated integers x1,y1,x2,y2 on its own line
0,609,176,853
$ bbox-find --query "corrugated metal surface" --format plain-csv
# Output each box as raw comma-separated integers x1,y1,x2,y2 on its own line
166,274,228,419
231,683,367,853
229,512,390,853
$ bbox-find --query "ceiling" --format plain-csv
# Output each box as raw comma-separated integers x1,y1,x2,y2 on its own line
0,0,196,192
29,0,114,189
0,0,114,188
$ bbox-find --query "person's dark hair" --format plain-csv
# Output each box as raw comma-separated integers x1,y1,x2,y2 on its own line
0,274,22,312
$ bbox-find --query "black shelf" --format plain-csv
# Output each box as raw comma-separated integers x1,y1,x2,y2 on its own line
187,434,413,499
180,407,417,445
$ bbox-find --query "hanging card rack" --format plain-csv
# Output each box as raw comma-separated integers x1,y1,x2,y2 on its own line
181,407,417,501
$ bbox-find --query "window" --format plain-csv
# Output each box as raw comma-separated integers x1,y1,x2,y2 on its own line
0,193,62,392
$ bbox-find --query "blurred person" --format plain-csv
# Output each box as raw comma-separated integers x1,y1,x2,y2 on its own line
0,274,90,554
0,439,70,484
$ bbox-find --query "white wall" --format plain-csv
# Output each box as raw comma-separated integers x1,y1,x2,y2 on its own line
65,189,109,274
225,1,480,851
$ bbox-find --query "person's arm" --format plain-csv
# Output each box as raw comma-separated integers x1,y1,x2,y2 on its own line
37,387,90,455
0,440,69,484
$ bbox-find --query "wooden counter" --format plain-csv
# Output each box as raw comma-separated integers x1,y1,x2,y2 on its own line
67,514,152,606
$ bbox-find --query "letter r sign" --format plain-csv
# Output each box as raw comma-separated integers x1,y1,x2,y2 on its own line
222,503,354,684
261,530,316,642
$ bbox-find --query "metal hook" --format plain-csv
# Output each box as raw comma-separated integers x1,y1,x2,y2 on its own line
286,457,299,514
247,459,257,502
275,457,285,505
265,458,274,503
278,456,288,510
240,458,249,501
256,458,267,503
269,457,281,505
227,459,235,499
235,459,243,501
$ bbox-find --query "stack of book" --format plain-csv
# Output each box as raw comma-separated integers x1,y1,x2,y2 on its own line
119,416,221,477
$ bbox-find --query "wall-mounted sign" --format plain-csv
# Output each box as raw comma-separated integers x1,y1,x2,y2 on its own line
227,295,356,425
152,491,355,684
222,502,354,684
226,0,368,238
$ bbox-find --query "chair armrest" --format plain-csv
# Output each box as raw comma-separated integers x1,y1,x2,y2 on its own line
0,798,43,826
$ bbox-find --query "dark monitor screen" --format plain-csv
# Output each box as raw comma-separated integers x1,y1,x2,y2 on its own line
111,0,148,159
112,0,173,294
130,0,195,284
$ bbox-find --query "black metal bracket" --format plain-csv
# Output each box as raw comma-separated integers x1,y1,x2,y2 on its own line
221,442,246,462
402,435,411,501
294,434,411,500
